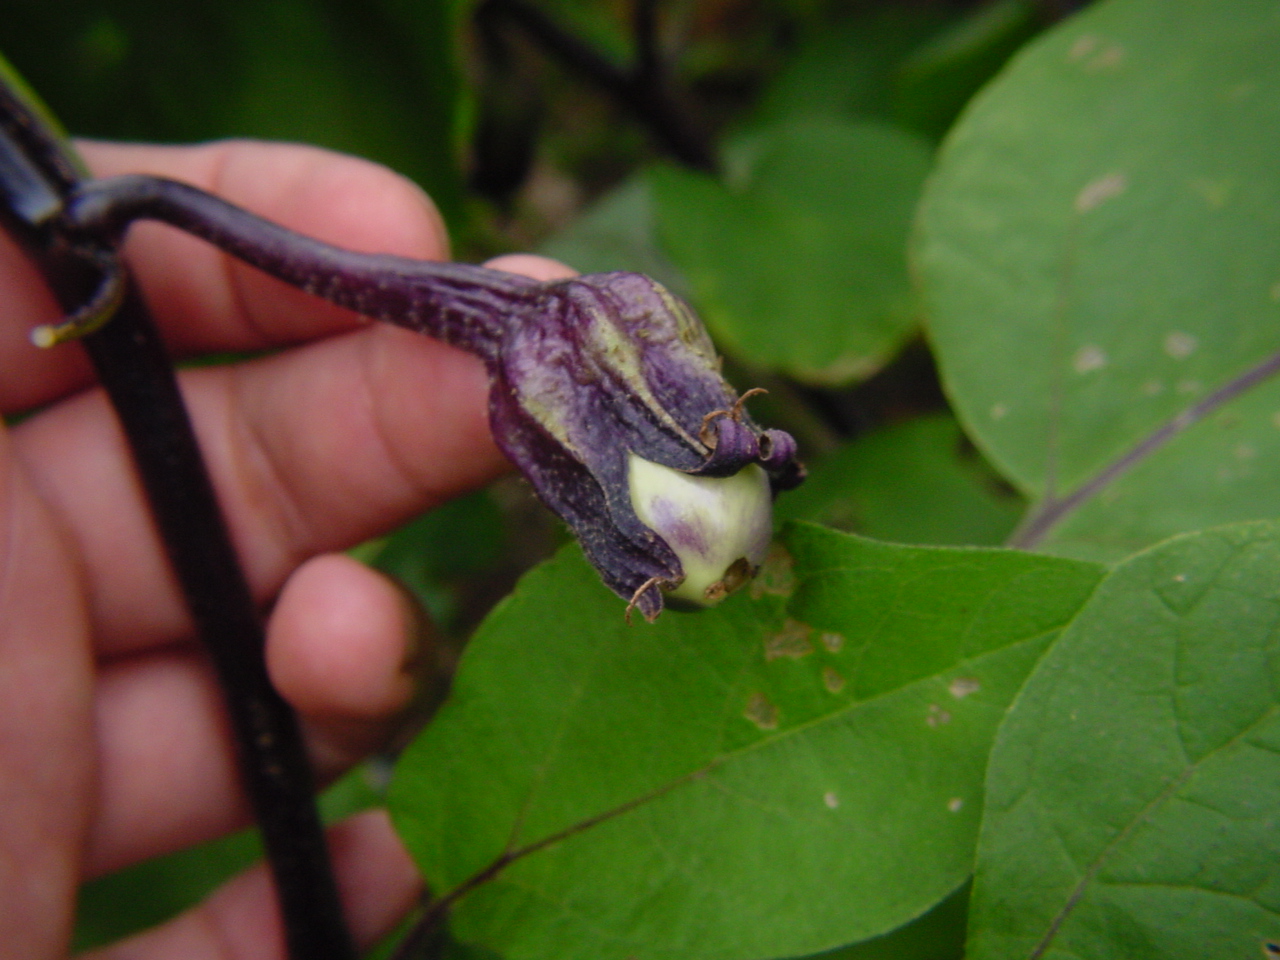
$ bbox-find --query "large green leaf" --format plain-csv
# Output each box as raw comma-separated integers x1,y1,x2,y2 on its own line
913,0,1280,560
652,118,932,386
775,413,1024,547
800,882,968,960
389,527,1102,960
969,522,1280,959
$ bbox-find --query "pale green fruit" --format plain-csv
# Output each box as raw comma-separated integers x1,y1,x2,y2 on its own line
628,453,773,607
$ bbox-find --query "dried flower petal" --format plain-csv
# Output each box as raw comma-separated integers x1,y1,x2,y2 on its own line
487,271,803,619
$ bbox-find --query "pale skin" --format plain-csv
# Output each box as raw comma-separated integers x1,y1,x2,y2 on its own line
0,138,574,959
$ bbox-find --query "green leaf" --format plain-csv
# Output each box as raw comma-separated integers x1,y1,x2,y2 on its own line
892,0,1042,139
969,521,1280,960
801,882,968,960
365,488,510,632
389,529,1102,960
913,0,1280,560
652,118,933,386
538,173,688,295
775,413,1024,546
751,8,954,129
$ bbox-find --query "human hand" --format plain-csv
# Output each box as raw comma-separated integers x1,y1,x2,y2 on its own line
0,139,571,959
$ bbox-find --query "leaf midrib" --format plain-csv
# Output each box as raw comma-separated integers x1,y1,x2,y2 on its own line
1011,346,1280,549
443,623,1064,908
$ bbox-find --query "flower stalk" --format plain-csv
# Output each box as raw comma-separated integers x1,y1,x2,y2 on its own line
63,174,805,619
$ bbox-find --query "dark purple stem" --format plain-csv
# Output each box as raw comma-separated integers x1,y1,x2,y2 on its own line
2,192,356,960
84,288,357,960
66,174,543,363
1,79,358,958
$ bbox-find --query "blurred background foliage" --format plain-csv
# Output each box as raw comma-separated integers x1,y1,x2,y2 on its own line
1,0,1061,651
0,0,1086,951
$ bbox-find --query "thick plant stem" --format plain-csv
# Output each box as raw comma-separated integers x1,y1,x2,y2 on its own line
9,234,359,960
0,80,357,958
81,288,358,960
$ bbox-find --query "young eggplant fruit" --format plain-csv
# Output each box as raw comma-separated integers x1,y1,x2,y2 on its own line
59,175,804,620
487,271,803,620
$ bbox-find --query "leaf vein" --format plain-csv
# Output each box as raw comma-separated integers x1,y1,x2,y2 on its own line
1027,702,1280,959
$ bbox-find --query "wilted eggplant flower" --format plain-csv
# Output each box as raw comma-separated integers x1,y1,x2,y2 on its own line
58,176,804,621
485,271,804,621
